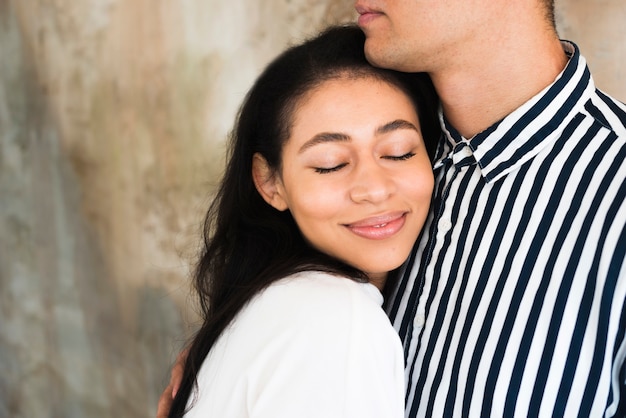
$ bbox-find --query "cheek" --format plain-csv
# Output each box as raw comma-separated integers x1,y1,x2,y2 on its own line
404,167,434,202
285,181,346,224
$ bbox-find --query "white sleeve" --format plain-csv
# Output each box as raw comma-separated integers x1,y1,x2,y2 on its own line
242,273,405,418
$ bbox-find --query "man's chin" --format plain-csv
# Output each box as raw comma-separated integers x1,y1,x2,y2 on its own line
363,42,388,69
364,43,420,73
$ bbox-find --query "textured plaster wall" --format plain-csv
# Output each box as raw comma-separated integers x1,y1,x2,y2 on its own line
556,0,626,100
0,1,624,417
0,1,354,417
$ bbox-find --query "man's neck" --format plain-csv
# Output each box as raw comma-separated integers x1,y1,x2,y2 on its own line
431,33,569,140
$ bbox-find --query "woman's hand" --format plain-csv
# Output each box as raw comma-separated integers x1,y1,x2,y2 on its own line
156,349,187,418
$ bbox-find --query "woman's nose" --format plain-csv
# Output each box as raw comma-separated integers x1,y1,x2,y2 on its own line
349,164,396,203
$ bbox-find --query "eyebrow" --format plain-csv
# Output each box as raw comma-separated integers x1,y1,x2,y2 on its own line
377,119,419,135
297,119,419,154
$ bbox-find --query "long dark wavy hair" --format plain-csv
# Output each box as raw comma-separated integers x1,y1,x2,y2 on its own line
168,24,440,417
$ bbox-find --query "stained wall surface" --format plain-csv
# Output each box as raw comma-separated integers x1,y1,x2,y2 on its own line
0,1,624,417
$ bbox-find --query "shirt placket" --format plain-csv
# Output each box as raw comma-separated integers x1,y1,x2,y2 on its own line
410,142,478,335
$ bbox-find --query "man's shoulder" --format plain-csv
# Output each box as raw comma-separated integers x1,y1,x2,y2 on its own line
586,89,626,137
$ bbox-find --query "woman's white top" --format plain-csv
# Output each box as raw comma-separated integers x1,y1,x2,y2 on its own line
184,271,405,418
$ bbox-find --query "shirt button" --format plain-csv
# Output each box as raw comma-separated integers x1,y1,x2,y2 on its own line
461,147,473,158
440,219,452,232
414,313,425,328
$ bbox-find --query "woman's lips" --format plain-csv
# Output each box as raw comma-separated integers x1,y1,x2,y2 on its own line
345,212,407,240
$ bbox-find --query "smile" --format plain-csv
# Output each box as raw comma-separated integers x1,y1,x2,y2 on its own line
345,212,407,240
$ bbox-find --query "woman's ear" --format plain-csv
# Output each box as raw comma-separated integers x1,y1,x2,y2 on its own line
252,153,289,211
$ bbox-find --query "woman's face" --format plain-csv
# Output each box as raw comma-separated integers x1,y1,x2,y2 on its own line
256,77,433,288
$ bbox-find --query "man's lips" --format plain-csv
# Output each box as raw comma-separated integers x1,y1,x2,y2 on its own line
355,4,384,26
344,212,407,240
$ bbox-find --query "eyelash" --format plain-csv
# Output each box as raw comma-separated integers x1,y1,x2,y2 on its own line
313,152,416,174
314,163,347,174
384,152,416,161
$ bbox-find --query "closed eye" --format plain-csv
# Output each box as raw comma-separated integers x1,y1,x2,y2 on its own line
383,152,416,161
314,163,348,174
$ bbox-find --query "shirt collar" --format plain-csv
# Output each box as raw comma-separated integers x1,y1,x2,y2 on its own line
433,41,596,183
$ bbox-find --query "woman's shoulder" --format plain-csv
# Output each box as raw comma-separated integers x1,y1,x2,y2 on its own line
196,272,404,418
233,271,392,341
260,271,383,314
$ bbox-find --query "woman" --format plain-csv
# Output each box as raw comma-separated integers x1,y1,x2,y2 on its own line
167,24,439,418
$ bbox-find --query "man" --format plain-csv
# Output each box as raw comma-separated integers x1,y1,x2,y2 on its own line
159,1,626,416
356,0,626,416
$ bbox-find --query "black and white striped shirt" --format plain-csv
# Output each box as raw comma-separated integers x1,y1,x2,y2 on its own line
389,42,626,417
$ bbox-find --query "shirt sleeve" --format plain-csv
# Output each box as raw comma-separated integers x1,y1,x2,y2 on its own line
241,273,405,418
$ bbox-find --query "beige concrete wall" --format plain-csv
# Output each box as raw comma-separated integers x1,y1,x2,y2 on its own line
0,1,624,417
557,0,626,100
0,1,355,417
